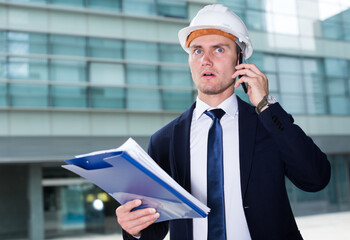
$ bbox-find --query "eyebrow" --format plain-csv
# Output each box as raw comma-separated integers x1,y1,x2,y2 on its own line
190,43,232,49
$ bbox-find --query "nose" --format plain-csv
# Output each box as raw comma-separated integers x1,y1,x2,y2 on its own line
201,52,213,67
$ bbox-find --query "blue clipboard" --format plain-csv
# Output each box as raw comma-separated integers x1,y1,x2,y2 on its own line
63,150,209,222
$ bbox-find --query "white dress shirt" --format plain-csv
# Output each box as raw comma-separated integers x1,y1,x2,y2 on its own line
190,94,251,240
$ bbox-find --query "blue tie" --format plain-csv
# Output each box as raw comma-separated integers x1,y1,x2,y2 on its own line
205,109,226,240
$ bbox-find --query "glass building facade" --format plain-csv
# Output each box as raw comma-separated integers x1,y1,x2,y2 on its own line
0,0,350,239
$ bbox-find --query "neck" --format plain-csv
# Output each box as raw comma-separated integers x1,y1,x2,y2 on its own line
198,90,234,108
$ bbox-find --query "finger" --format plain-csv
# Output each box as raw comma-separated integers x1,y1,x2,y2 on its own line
234,75,252,89
116,199,142,215
127,216,159,236
127,208,158,222
126,211,160,230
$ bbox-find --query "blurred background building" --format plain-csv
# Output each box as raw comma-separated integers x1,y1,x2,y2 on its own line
0,0,349,239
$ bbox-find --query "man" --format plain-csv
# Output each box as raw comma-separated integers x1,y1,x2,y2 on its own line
116,4,331,240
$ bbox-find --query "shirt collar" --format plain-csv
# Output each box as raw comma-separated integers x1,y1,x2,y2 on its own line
194,93,238,120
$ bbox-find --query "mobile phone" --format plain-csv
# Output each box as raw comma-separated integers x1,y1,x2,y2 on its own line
238,53,248,93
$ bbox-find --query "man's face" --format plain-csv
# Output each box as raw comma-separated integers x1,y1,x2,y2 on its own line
188,34,239,100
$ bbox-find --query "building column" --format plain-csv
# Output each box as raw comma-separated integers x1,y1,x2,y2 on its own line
28,164,44,240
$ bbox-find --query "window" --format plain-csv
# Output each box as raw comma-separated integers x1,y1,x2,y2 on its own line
126,65,161,110
50,60,86,83
246,10,266,31
8,32,47,55
50,35,86,57
0,31,6,53
328,96,349,115
324,58,348,78
51,86,87,108
89,63,125,85
123,0,156,16
9,83,48,107
125,41,158,62
157,0,187,18
278,56,301,73
279,94,306,114
0,83,7,107
306,95,327,115
88,38,123,59
159,43,187,63
89,87,125,109
247,0,267,10
87,0,121,12
49,0,84,7
327,78,347,96
8,57,48,81
0,56,6,79
159,66,192,110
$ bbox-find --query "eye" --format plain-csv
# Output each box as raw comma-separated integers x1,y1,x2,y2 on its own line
194,49,203,55
215,47,224,53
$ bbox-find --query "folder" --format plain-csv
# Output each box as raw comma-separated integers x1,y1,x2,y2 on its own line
62,138,210,223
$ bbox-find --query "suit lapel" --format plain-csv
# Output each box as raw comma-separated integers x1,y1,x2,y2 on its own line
172,102,196,192
237,97,257,201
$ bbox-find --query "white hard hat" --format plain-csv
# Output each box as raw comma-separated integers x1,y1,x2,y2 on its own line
178,4,253,59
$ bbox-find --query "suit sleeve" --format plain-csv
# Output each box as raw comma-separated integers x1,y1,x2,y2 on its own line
258,103,331,192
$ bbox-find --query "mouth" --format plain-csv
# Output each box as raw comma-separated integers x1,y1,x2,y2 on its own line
202,71,216,78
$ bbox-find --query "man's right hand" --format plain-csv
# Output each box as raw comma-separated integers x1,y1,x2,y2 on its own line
116,199,160,237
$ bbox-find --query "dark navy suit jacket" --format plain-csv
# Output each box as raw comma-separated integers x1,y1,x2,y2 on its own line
123,97,331,240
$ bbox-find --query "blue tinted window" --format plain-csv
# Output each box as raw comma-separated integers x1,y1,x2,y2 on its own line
50,60,86,82
247,0,267,10
8,32,47,55
328,96,349,115
126,64,158,86
9,0,46,3
246,10,266,31
157,0,187,18
87,0,121,12
159,66,192,110
51,86,87,108
90,87,125,109
125,41,158,62
88,38,123,59
123,0,156,16
0,31,6,53
0,56,6,79
49,0,84,7
159,44,187,63
249,52,276,72
327,78,347,95
159,66,191,87
322,21,343,40
344,24,350,41
304,76,325,94
162,89,192,110
50,35,86,57
302,58,324,76
126,64,160,110
306,95,327,115
278,56,301,73
324,58,348,77
127,87,161,110
0,83,7,107
279,74,304,94
9,83,48,107
280,94,306,114
8,57,48,81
